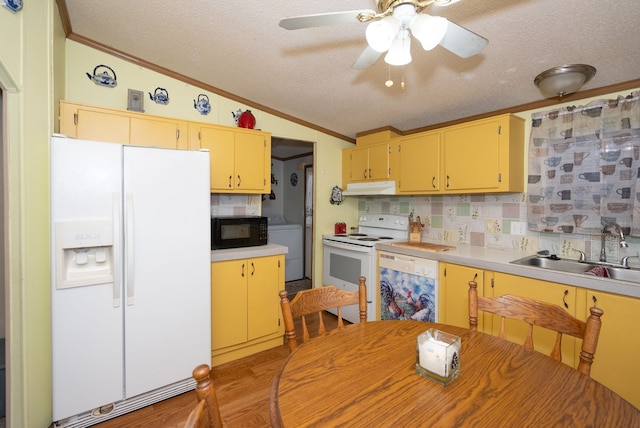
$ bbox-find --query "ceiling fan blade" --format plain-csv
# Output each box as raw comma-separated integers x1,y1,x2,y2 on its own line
279,10,375,30
352,46,383,69
438,20,488,58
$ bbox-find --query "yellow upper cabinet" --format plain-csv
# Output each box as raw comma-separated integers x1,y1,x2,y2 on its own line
397,131,440,193
347,113,524,195
130,116,188,149
196,123,271,194
344,141,392,183
442,114,524,193
59,100,188,149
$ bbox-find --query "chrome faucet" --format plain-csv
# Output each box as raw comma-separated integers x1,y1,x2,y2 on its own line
600,222,628,262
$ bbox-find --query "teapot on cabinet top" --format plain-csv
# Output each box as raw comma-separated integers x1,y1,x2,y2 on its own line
86,65,117,87
149,87,169,105
194,94,211,115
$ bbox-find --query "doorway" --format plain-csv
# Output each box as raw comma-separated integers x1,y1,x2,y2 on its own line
304,164,313,280
264,137,314,281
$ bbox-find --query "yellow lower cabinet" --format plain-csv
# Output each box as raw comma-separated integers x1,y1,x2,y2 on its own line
490,272,577,368
210,255,284,366
580,289,640,409
439,263,485,329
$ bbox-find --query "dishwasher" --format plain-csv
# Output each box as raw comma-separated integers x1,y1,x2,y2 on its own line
379,251,438,322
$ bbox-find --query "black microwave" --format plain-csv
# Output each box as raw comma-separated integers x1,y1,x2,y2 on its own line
211,216,268,250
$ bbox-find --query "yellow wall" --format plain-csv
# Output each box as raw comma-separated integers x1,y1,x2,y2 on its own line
0,1,63,426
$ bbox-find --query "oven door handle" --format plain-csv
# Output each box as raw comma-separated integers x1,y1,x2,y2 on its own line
322,239,374,253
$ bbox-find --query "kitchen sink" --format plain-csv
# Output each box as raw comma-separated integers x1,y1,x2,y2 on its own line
510,255,640,284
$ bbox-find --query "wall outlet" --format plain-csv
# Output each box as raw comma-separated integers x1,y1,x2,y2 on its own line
511,221,527,236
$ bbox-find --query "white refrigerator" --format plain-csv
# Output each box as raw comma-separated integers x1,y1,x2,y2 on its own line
51,137,211,427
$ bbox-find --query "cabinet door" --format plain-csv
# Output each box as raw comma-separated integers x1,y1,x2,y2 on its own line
76,108,130,145
211,260,248,350
491,272,576,367
583,290,640,409
201,127,236,191
443,119,500,191
367,143,389,180
235,132,267,192
439,263,484,329
350,147,369,182
247,255,282,340
130,116,180,149
398,133,440,193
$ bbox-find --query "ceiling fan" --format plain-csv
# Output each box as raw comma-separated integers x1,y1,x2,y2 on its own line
279,0,488,69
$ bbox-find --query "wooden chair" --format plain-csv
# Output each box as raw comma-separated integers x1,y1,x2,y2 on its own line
279,276,367,352
184,364,223,428
468,280,604,376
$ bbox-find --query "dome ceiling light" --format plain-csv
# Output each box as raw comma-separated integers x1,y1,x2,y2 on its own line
534,64,597,98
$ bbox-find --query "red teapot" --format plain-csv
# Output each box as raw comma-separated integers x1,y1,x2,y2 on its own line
237,110,256,129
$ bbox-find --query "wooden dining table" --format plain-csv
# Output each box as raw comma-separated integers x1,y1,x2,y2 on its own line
270,320,640,427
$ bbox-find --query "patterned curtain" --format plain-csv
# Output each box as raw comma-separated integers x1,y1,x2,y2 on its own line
527,91,640,236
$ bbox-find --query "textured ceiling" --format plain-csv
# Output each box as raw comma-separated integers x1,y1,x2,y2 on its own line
63,0,640,143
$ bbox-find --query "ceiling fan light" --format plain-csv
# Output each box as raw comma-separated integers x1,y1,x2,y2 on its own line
384,31,412,66
366,16,400,52
411,14,448,51
534,64,596,98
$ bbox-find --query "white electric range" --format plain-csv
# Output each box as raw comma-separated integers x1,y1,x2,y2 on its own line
322,214,409,323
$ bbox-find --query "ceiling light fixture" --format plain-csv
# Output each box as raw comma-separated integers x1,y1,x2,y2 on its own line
534,64,597,98
365,4,448,67
385,30,412,66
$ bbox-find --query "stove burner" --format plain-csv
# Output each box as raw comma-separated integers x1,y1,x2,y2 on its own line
334,234,348,237
377,236,394,240
358,237,379,241
349,233,367,237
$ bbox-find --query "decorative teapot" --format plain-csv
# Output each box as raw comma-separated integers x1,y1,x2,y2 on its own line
237,109,256,129
3,0,23,12
149,87,169,105
194,94,211,115
86,65,117,87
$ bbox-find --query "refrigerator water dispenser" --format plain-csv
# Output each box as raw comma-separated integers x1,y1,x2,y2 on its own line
55,220,114,289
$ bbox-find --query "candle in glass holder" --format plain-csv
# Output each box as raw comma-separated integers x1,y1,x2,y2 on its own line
416,328,461,385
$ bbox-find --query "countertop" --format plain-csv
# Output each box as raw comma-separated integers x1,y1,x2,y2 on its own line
376,241,640,299
210,244,288,262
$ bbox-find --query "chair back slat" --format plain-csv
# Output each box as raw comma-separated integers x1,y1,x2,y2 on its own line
468,280,604,377
279,276,368,352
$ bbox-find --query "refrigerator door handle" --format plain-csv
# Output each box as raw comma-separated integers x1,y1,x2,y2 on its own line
126,193,135,305
113,193,122,307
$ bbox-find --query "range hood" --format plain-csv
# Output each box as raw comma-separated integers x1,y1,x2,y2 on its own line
342,180,396,196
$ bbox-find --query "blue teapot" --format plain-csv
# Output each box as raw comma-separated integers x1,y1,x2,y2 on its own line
3,0,23,12
149,87,169,105
194,94,211,115
86,65,117,87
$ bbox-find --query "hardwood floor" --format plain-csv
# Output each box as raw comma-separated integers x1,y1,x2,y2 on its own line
95,312,340,428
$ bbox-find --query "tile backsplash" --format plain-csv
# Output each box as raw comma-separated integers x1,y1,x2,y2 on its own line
358,193,640,265
210,194,262,217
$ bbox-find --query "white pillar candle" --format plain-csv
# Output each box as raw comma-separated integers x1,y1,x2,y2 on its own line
419,337,449,377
